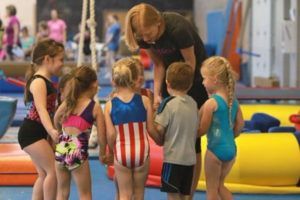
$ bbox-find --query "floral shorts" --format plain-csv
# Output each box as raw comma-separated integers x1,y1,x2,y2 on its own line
55,132,89,170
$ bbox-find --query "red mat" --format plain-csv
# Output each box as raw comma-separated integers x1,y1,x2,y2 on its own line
0,143,37,185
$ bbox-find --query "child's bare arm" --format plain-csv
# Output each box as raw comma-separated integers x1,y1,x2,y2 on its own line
233,105,244,137
104,101,116,151
143,96,164,146
94,102,107,161
155,123,165,144
199,99,216,136
30,78,59,142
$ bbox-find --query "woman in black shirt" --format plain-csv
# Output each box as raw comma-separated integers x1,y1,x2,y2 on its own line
125,3,208,198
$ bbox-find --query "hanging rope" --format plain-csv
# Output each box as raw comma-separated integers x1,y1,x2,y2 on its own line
78,0,99,146
77,0,88,67
88,0,97,71
77,0,97,71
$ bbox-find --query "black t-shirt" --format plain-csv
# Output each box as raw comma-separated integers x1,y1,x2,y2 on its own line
138,12,208,108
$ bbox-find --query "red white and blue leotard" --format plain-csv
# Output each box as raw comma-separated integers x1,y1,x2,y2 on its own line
111,94,149,168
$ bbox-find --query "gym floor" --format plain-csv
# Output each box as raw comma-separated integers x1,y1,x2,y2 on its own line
0,159,299,200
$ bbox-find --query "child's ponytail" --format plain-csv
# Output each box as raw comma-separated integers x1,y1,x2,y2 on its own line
63,66,97,120
24,63,36,103
224,61,236,128
63,76,81,120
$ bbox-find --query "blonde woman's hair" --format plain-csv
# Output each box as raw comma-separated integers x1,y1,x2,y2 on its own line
201,56,237,127
113,58,135,88
125,3,162,51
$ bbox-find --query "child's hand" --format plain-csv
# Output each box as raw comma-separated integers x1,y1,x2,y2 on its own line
153,95,162,111
49,129,59,143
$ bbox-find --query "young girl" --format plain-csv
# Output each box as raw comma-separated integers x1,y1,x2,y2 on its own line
199,56,244,200
54,66,108,200
132,57,154,104
104,58,162,200
110,57,155,200
18,39,64,200
109,57,153,103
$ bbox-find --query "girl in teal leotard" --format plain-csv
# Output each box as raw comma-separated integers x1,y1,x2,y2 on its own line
199,56,244,200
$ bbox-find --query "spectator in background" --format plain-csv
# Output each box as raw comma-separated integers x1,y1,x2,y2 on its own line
103,14,121,78
48,9,67,44
36,21,49,42
73,24,91,61
20,26,35,59
5,5,21,60
0,18,5,60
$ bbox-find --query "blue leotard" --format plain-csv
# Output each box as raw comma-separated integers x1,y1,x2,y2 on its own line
207,94,239,162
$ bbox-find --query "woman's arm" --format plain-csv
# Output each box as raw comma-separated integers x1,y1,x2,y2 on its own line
145,49,165,109
142,96,163,146
30,78,59,142
180,46,196,73
13,24,19,46
198,99,216,136
233,105,244,138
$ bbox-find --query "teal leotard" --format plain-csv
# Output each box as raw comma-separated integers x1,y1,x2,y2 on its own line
207,94,239,162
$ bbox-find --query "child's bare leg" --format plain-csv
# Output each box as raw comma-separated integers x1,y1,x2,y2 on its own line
190,152,201,199
72,161,92,200
114,159,133,200
31,164,46,200
133,158,149,200
24,140,57,200
114,176,120,200
167,193,181,200
180,194,192,200
219,159,235,200
56,163,71,200
205,150,222,200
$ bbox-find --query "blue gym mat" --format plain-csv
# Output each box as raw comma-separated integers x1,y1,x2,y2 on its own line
0,160,299,200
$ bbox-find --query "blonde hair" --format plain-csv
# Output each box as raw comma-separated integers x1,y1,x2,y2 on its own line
166,62,193,91
132,57,144,77
201,56,237,127
125,3,162,51
113,58,135,88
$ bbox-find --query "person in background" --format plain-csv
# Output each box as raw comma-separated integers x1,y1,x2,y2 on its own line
20,26,35,59
103,14,121,78
5,5,21,60
48,9,67,44
36,21,49,42
0,18,5,60
73,24,91,62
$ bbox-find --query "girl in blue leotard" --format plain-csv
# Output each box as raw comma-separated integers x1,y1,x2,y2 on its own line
199,56,244,200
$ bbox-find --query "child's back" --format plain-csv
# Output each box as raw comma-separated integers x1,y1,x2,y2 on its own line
111,93,149,168
156,95,198,165
207,94,239,162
